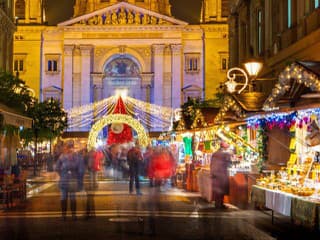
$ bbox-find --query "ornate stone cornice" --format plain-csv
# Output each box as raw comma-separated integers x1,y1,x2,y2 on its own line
59,2,187,27
59,25,186,32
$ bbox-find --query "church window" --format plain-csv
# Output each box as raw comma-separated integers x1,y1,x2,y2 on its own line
184,53,200,73
316,0,319,8
221,58,227,70
15,0,25,19
219,52,228,71
14,59,24,72
13,54,27,73
45,54,60,73
48,60,58,72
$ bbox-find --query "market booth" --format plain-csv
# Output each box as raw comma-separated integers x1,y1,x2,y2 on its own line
173,96,261,209
0,104,33,209
250,61,320,230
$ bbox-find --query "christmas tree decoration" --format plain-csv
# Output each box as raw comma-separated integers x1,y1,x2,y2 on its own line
107,97,133,145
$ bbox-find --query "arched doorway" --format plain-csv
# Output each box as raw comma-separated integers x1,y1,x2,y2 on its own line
87,113,149,149
103,54,142,99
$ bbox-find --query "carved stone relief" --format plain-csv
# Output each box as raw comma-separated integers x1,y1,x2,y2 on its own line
74,7,171,26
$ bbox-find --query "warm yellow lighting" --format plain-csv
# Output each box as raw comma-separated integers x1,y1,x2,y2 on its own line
226,67,249,94
115,89,128,99
244,61,263,78
87,114,149,150
225,79,237,93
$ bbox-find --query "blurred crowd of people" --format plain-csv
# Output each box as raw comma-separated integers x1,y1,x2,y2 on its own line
53,140,177,220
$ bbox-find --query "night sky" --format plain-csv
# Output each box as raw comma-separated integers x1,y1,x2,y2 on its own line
45,0,202,25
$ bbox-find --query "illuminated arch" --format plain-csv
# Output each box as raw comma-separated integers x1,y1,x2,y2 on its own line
87,114,149,149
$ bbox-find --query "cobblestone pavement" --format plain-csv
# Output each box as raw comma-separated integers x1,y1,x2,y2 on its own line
0,174,319,240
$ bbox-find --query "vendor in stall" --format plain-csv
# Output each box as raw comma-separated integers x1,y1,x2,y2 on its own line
210,141,232,209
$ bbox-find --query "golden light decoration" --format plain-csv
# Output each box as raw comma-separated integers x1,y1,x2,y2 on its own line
214,95,246,123
263,62,320,111
87,114,149,150
66,95,175,130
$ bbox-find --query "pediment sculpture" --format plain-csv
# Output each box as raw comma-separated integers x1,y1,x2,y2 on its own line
75,7,171,26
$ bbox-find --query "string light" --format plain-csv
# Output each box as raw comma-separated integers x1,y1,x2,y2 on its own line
263,62,320,111
66,95,175,130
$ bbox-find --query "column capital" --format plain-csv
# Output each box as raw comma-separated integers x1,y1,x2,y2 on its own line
140,72,154,88
152,44,166,55
79,44,94,56
170,44,182,55
64,45,75,56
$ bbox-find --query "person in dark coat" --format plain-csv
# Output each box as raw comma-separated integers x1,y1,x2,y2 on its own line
127,143,143,195
210,141,232,209
55,140,81,220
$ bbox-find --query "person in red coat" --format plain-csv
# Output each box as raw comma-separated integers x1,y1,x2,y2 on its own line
210,141,232,209
148,146,175,188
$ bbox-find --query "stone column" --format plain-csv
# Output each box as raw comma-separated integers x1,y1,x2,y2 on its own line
140,72,154,103
152,44,165,106
91,73,104,102
79,45,93,106
63,45,74,110
140,72,153,132
170,44,182,108
25,0,30,23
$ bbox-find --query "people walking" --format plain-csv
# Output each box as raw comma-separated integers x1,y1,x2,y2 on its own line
85,148,102,219
55,140,81,220
210,141,232,209
127,142,143,195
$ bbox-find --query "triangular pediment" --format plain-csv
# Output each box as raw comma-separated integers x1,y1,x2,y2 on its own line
58,2,188,27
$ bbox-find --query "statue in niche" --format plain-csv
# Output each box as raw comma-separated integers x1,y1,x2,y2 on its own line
134,12,141,24
150,16,157,25
111,10,118,24
79,19,86,25
118,7,127,24
105,12,111,24
127,10,134,24
88,15,98,25
142,14,149,25
97,15,103,25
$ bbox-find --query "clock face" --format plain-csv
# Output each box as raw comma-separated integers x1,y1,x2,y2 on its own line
111,123,124,134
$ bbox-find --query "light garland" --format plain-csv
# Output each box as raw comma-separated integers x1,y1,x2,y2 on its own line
214,95,246,123
66,95,175,130
263,62,320,111
87,114,149,150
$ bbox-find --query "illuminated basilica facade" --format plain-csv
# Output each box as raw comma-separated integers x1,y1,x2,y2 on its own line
13,0,229,121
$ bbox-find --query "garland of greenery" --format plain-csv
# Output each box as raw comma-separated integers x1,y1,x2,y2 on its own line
256,124,268,172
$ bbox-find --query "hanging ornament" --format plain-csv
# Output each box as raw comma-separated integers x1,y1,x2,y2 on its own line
110,123,124,134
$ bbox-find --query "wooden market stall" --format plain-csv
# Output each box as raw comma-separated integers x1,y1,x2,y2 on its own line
250,61,320,230
0,103,33,209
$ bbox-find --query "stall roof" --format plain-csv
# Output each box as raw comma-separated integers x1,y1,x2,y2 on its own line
297,61,320,77
263,61,320,111
0,103,32,128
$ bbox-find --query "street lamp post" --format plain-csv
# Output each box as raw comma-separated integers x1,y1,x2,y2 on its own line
225,60,263,94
